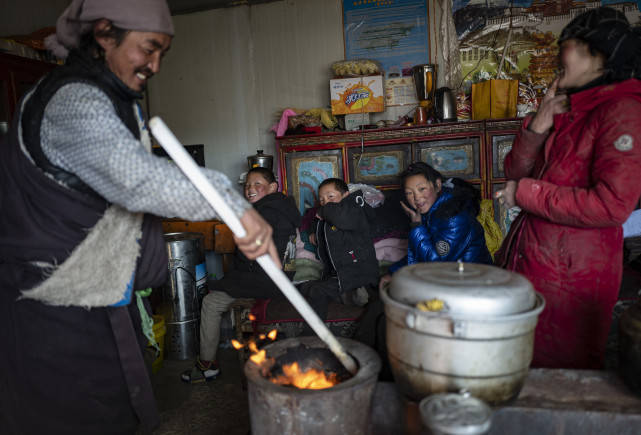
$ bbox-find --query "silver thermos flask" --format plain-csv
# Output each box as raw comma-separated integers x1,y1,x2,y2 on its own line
435,87,458,123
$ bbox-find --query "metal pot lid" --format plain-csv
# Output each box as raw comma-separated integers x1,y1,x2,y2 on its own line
247,149,273,169
420,391,492,435
389,262,535,316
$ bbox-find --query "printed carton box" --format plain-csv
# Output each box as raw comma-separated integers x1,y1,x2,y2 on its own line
330,75,384,115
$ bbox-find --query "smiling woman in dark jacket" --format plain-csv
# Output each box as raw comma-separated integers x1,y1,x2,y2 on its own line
388,162,491,276
182,167,301,383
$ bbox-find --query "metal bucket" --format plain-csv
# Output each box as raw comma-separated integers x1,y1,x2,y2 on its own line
159,232,207,360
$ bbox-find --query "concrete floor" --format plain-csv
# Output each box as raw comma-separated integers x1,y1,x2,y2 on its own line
150,347,250,435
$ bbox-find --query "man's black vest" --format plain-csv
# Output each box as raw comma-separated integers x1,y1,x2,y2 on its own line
0,49,166,290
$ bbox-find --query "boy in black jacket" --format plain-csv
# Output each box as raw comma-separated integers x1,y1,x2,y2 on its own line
299,178,379,324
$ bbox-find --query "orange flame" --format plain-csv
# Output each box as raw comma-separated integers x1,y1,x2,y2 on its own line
250,349,267,365
232,328,339,390
248,313,256,321
270,362,339,390
248,341,258,353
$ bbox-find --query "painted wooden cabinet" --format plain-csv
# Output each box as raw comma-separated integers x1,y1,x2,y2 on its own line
276,119,522,235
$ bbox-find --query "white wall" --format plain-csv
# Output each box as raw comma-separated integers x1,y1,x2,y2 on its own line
1,0,440,190
147,0,344,187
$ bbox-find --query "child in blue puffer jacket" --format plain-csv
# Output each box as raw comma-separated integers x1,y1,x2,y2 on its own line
387,162,492,277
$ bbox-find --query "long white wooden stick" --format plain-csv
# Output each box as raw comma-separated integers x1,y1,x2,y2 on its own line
149,117,358,374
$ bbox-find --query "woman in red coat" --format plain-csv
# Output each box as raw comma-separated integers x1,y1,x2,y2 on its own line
496,7,641,369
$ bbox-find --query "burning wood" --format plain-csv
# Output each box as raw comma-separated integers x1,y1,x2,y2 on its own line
270,362,339,389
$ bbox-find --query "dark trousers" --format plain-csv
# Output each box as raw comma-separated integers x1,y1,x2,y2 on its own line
353,293,393,381
297,276,341,323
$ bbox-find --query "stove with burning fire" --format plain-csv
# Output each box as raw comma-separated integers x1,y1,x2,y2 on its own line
238,334,381,435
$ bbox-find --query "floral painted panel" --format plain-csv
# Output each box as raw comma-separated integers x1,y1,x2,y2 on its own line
286,150,342,214
347,144,411,186
416,137,480,179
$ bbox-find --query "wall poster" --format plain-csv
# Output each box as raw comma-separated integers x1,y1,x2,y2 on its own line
453,1,641,93
343,0,430,79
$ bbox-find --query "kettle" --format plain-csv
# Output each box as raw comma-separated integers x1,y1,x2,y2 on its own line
435,87,457,123
247,150,273,171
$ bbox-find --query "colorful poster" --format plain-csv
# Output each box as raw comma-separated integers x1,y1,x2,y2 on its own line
453,0,641,92
343,0,430,78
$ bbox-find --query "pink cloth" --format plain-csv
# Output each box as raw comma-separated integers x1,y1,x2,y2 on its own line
295,230,408,263
294,229,319,262
374,238,408,262
271,109,298,137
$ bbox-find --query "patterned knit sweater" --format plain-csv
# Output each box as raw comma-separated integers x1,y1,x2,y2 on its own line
40,82,249,220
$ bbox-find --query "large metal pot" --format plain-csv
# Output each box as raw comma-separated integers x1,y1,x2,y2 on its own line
382,262,544,405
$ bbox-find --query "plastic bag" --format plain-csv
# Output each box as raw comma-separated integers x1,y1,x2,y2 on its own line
331,59,382,77
348,183,385,208
477,199,503,259
471,79,518,120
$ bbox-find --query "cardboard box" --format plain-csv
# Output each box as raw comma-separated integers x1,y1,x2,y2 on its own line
344,113,370,131
330,75,385,115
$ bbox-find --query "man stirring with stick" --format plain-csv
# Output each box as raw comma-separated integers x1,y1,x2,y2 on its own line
0,1,278,433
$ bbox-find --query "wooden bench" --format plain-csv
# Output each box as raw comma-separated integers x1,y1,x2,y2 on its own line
230,298,365,365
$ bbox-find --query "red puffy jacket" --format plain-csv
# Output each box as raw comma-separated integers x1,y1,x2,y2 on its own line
498,79,641,369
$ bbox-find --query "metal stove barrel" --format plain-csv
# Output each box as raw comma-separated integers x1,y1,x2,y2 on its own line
159,232,207,360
